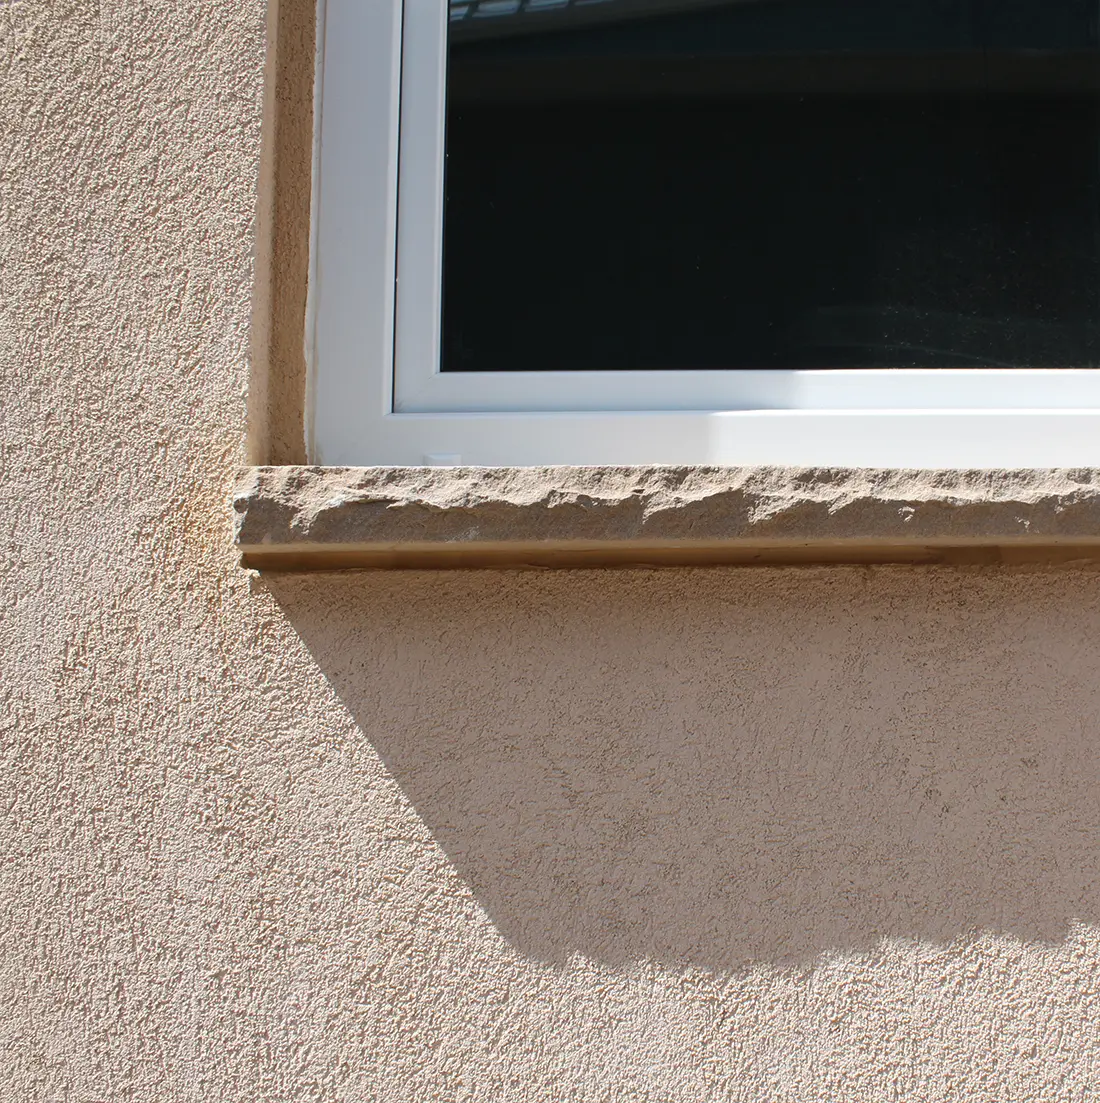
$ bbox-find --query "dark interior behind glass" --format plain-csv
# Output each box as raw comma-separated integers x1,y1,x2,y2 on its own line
441,0,1100,371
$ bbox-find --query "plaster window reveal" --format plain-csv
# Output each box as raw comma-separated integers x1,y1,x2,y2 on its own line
310,0,1100,465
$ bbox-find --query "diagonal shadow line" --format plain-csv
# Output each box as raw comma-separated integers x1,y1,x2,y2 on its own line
262,566,1100,970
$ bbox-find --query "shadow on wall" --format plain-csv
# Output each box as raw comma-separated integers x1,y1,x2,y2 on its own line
265,567,1100,971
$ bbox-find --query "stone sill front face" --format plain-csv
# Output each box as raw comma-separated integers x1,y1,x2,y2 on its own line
233,466,1100,571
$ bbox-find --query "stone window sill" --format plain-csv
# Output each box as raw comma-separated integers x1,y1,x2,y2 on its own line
232,466,1100,570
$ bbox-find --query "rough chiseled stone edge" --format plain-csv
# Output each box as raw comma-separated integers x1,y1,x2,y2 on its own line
232,466,1100,564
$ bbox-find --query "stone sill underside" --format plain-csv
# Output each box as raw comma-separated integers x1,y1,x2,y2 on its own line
233,466,1100,571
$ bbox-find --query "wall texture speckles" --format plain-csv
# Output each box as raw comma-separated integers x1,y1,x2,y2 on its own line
3,1,1100,1099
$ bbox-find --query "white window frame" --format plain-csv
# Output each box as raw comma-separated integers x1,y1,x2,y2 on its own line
308,0,1100,467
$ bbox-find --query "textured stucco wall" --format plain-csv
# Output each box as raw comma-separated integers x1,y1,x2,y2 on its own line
3,2,1100,1101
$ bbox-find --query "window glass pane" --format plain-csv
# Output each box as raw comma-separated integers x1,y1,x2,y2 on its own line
441,0,1100,371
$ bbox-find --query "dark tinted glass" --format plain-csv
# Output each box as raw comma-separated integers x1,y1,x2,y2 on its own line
442,0,1100,371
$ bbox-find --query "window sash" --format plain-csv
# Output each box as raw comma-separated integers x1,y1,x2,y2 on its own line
309,0,1100,465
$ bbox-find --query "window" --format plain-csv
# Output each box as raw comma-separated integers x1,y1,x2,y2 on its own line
309,0,1100,466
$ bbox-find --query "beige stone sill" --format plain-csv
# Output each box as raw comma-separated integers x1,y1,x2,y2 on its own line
233,466,1100,570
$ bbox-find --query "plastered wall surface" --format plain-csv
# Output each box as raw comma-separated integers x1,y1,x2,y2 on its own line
3,2,1100,1101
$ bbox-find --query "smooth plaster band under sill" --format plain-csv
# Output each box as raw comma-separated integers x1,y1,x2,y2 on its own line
232,465,1100,571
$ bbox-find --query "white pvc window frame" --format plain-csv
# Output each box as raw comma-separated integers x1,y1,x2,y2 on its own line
309,0,1100,467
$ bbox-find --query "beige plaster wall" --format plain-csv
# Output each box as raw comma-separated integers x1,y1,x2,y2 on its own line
3,2,1100,1100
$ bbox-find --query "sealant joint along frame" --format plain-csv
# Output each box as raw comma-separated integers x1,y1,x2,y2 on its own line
307,0,1100,468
